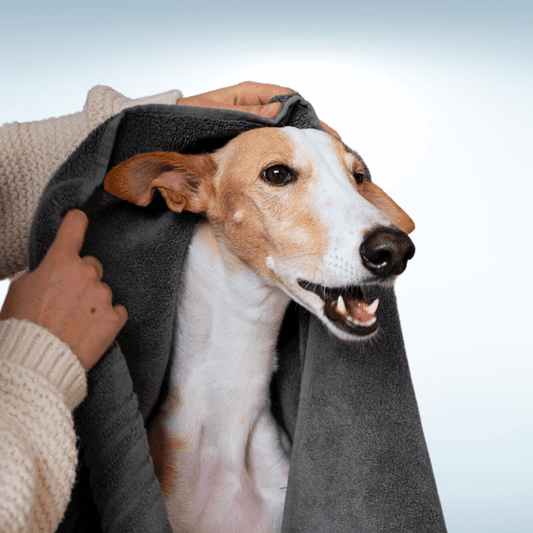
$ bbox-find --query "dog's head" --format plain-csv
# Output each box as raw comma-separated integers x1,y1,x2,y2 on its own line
104,126,414,341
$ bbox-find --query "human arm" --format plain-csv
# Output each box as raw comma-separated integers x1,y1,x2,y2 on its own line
0,209,128,531
0,317,86,532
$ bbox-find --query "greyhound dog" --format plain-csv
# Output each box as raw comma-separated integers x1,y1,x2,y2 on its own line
103,125,415,532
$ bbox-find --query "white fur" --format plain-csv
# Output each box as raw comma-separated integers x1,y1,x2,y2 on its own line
163,225,290,532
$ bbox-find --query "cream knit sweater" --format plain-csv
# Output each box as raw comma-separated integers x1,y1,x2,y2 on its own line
0,85,182,532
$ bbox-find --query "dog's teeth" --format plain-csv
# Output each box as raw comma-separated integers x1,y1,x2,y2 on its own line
337,295,347,315
364,298,379,315
349,316,377,327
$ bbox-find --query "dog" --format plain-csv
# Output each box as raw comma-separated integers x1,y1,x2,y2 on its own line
103,125,415,532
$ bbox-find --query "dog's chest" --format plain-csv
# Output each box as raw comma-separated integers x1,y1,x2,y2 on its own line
148,229,291,532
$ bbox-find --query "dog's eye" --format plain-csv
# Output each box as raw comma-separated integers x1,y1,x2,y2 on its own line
353,172,365,184
262,165,292,186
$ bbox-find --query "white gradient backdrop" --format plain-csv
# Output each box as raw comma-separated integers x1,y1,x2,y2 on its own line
1,2,532,531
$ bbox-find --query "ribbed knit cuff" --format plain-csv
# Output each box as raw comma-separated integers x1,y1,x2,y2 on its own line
0,318,87,410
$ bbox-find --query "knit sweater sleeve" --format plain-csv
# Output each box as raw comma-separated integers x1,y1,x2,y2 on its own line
0,318,87,533
0,85,183,280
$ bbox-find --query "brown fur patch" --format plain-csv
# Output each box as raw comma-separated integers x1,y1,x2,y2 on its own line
359,182,415,233
148,393,189,499
104,152,217,214
207,128,329,281
331,136,415,233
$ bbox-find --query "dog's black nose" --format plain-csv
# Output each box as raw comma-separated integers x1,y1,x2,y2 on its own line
360,227,415,277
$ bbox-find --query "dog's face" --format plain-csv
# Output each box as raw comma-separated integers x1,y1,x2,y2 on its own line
104,127,414,341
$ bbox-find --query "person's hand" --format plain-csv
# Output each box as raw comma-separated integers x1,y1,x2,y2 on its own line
0,209,128,371
177,81,340,139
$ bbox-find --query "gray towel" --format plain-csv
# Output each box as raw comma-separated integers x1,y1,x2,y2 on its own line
28,93,447,532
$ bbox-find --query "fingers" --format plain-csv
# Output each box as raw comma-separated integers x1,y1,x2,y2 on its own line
81,259,127,326
233,81,295,106
178,98,284,119
229,102,283,119
178,82,341,135
113,304,129,327
177,81,294,118
48,209,105,279
82,255,104,280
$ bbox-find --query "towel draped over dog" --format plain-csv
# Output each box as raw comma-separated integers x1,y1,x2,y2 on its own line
28,93,447,532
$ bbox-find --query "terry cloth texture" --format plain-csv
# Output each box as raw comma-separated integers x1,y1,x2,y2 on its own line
28,93,447,532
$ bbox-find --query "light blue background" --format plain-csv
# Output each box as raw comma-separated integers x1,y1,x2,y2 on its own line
1,2,532,531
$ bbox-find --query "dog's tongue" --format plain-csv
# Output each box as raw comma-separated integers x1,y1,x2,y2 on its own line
326,294,379,327
345,297,379,324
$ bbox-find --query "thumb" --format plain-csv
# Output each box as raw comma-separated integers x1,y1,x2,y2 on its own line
49,209,89,259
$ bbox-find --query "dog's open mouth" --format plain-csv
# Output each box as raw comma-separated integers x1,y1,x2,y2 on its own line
297,280,379,336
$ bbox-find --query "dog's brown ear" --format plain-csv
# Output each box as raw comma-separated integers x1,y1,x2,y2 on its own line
360,182,415,234
103,151,216,214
